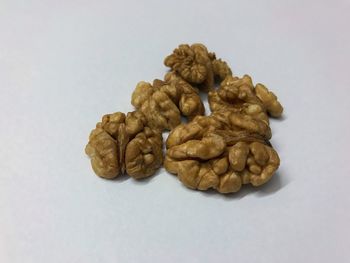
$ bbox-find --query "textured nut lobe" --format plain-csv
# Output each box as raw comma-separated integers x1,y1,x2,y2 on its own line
255,83,283,117
164,43,232,90
86,111,163,180
209,75,283,122
229,142,249,171
167,133,226,160
131,77,204,131
125,127,163,179
164,110,280,194
85,128,120,179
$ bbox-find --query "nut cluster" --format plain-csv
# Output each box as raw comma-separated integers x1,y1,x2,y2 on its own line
86,43,283,194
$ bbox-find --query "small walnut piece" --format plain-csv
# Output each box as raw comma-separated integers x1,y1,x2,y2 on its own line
131,75,204,131
164,43,232,90
85,111,163,179
209,75,283,121
164,111,280,193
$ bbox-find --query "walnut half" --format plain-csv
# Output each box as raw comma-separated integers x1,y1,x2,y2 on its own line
85,111,163,179
131,74,205,131
208,75,283,122
164,110,280,193
164,43,232,91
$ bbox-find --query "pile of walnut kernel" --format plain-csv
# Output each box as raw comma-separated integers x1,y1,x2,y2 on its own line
85,43,283,194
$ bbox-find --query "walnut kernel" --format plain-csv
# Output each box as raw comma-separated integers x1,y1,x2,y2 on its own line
85,111,163,179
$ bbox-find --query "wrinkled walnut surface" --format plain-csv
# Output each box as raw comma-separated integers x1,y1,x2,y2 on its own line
131,74,204,131
85,111,163,179
164,110,279,193
164,43,232,90
209,75,283,123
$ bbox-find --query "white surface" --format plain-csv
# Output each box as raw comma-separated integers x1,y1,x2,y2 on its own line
1,1,350,262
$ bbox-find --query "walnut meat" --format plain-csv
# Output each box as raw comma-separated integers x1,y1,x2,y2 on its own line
164,110,279,194
208,75,283,122
85,111,163,179
131,75,205,131
164,43,232,90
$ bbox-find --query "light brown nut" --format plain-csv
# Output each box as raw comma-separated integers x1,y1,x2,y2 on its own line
209,75,283,122
86,111,163,180
255,83,283,117
131,78,204,131
164,44,211,85
164,43,232,90
208,75,269,124
164,111,280,194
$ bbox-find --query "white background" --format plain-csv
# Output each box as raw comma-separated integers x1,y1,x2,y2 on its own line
1,0,349,262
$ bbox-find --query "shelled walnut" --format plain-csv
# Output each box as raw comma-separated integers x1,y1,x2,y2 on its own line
208,75,283,123
85,42,284,195
164,43,232,91
85,111,163,179
131,74,205,131
164,110,279,194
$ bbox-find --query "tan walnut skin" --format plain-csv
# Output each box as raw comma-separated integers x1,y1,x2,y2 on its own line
164,110,280,194
164,43,232,91
85,111,163,179
131,73,205,131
